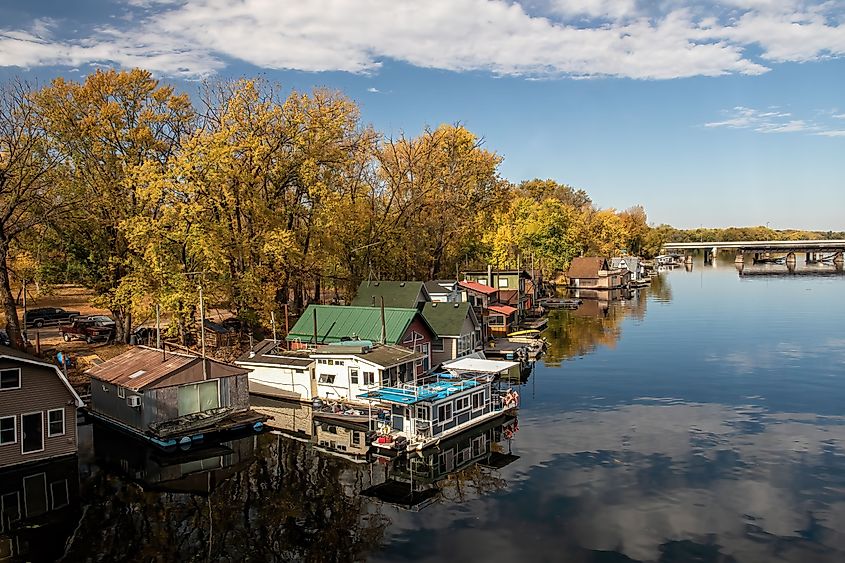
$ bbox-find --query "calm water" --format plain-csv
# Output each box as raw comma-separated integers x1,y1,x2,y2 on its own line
5,257,845,562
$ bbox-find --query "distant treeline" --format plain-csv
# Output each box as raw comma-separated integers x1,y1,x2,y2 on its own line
653,225,845,245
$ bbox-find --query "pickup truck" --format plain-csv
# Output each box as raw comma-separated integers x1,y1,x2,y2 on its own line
60,318,113,344
25,307,81,328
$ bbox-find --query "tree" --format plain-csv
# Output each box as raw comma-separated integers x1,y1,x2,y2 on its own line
0,79,64,349
33,69,194,342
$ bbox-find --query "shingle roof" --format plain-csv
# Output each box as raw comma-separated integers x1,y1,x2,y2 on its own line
423,280,456,295
421,302,475,338
458,281,498,295
312,343,423,368
86,346,249,391
350,281,429,308
0,345,84,407
286,305,423,345
567,257,609,279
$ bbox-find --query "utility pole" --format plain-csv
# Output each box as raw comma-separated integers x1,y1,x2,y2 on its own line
199,285,207,379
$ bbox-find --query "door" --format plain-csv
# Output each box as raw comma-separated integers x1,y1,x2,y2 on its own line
21,412,43,454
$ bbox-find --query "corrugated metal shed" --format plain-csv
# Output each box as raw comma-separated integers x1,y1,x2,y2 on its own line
86,346,249,391
286,305,420,345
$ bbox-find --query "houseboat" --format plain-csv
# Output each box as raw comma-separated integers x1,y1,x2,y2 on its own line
85,347,266,449
357,373,519,452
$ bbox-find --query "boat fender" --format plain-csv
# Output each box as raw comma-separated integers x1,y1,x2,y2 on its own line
253,421,264,432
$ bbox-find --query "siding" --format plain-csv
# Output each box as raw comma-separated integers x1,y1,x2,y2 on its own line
0,360,78,469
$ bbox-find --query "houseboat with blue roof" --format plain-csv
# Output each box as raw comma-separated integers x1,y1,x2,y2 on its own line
357,373,519,452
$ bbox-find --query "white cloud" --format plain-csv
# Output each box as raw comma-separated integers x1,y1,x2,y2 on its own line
705,105,844,136
366,87,380,93
0,0,843,80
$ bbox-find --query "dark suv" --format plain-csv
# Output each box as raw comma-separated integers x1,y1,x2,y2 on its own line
24,307,81,328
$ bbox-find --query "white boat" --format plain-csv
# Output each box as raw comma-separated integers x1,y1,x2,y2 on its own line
358,374,519,452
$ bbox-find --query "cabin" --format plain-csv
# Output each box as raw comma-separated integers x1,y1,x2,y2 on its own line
611,256,646,283
421,302,481,366
487,304,517,337
311,343,424,402
423,280,460,303
286,305,435,374
566,257,627,289
202,319,239,349
236,340,316,401
86,347,262,447
0,346,84,470
462,269,533,313
350,281,430,309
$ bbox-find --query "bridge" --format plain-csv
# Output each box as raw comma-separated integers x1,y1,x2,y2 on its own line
662,240,845,267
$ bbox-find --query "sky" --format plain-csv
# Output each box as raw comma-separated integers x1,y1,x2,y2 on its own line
1,0,843,231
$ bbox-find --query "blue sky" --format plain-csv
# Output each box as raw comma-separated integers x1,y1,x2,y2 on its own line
1,0,843,231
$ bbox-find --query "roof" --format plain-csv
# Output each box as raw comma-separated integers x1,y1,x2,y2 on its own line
458,280,498,295
497,289,519,306
567,257,609,279
611,257,640,271
421,302,476,338
358,378,483,405
423,280,456,295
442,357,519,374
286,305,429,345
350,281,429,308
312,343,423,368
86,346,249,391
0,345,84,407
488,304,517,316
236,339,314,367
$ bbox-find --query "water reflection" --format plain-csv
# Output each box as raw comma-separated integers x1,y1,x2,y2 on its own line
0,456,80,562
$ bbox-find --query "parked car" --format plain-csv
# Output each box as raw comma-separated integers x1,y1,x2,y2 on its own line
0,329,10,346
24,307,81,328
60,318,113,344
86,315,116,328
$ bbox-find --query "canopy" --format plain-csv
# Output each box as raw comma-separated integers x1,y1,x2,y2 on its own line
443,357,519,374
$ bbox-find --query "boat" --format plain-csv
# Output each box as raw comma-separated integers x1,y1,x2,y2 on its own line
357,373,519,452
507,329,542,337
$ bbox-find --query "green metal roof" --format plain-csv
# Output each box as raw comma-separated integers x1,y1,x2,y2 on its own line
421,302,476,338
350,281,428,308
286,305,420,345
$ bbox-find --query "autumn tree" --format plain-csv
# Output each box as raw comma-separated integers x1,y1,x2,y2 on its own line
0,79,65,349
33,69,194,342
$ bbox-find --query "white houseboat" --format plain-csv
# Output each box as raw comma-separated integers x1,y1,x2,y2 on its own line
357,373,519,452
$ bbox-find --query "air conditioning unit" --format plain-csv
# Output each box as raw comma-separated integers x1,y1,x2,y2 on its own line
126,395,141,408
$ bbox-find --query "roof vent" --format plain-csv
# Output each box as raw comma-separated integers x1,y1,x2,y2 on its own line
454,303,460,307
128,369,146,379
431,303,437,307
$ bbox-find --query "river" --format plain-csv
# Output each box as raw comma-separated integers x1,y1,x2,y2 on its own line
4,256,845,562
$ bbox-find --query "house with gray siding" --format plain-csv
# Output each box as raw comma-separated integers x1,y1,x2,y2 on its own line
0,346,84,470
421,302,480,366
86,347,263,447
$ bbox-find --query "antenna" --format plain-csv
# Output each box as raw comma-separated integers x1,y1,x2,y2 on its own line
199,284,207,379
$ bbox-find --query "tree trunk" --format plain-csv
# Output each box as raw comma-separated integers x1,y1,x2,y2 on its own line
0,241,25,349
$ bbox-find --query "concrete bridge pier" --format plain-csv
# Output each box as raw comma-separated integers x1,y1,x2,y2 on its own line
834,252,844,265
735,251,745,265
704,247,718,265
786,252,797,265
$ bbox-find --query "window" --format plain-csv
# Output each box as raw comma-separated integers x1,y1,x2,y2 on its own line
498,277,509,288
477,277,488,286
326,425,338,434
336,360,344,366
117,386,126,399
0,416,15,445
437,403,453,422
0,368,20,390
318,373,336,384
47,409,65,437
363,371,375,385
50,480,69,509
350,369,359,384
177,381,219,415
416,343,430,371
455,396,470,411
352,432,361,445
488,314,505,326
458,334,473,356
318,359,327,364
432,338,444,352
415,406,429,420
1,492,20,526
472,391,484,409
327,359,334,365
